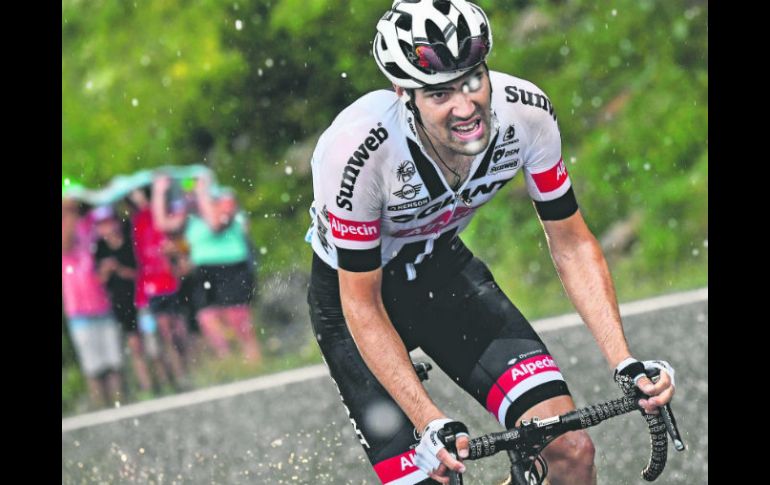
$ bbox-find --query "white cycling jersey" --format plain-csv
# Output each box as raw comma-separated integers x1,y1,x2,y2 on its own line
306,70,577,279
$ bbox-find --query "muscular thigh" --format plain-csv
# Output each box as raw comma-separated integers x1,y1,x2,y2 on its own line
415,258,572,429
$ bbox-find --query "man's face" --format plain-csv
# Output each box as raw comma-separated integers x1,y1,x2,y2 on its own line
410,65,493,157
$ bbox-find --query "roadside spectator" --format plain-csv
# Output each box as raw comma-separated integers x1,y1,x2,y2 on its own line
92,205,155,396
125,186,191,389
62,197,124,408
163,231,206,364
153,174,262,364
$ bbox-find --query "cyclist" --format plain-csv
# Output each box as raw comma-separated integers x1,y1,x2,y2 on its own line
305,1,675,483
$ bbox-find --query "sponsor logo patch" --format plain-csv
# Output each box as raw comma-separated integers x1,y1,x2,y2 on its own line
493,148,505,163
495,124,520,150
396,160,416,182
387,197,429,211
504,86,558,122
393,183,423,200
532,157,568,193
335,123,389,211
508,355,558,383
390,180,508,225
503,124,516,142
490,159,520,174
327,212,381,242
493,147,520,164
373,450,420,484
315,206,332,253
485,353,563,419
407,116,418,137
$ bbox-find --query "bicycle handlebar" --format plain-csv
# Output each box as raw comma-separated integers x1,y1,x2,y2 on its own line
413,360,685,483
458,390,682,482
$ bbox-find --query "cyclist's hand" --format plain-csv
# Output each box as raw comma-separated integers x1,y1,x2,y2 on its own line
414,418,469,484
615,358,676,414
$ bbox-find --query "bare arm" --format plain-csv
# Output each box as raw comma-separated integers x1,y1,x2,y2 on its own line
540,210,631,368
115,264,137,280
338,268,444,431
540,209,675,410
151,176,187,234
96,258,115,283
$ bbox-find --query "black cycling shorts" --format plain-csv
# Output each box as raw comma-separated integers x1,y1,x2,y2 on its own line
307,235,570,485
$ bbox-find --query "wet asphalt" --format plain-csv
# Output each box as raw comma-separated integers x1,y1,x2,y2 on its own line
62,300,707,484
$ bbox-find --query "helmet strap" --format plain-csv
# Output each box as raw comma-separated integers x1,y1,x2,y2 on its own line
404,88,423,126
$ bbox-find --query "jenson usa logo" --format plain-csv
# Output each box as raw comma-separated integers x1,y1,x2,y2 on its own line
504,85,558,122
388,197,429,211
327,211,380,242
336,124,389,211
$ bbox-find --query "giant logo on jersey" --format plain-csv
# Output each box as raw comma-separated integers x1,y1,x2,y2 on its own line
393,205,476,238
389,179,510,237
336,124,389,211
504,86,558,122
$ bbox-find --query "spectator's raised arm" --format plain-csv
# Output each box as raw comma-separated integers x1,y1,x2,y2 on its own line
151,175,187,234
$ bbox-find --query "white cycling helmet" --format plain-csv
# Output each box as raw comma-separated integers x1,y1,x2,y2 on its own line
373,0,493,89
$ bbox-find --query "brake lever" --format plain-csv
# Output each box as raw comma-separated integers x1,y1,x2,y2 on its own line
644,368,685,452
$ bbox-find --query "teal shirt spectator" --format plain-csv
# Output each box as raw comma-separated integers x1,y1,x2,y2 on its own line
185,212,249,266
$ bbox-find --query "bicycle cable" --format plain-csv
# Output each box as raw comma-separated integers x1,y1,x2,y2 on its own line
524,452,548,485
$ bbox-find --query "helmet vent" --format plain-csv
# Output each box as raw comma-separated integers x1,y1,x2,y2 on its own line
433,0,451,15
425,19,445,44
395,13,412,31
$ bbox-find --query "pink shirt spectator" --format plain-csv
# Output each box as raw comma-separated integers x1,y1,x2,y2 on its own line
62,215,112,318
131,207,179,308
